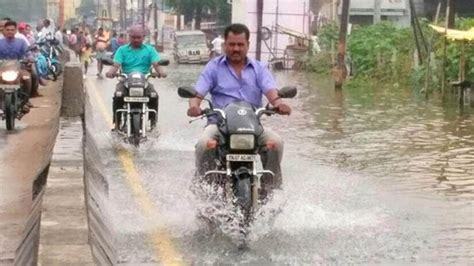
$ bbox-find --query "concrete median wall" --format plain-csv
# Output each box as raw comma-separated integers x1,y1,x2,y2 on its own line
36,49,94,264
61,62,85,117
82,88,117,265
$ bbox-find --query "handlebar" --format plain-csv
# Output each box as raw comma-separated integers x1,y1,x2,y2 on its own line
256,107,277,118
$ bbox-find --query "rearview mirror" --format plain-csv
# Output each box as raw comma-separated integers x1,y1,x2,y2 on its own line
158,59,170,66
178,86,198,98
278,86,297,98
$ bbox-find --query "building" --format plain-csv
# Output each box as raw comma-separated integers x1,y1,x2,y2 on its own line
343,0,411,26
231,0,313,64
46,0,60,23
64,0,82,22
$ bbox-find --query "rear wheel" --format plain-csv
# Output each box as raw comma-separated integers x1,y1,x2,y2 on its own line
4,93,16,130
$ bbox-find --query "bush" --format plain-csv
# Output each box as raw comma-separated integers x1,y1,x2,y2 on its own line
302,51,333,74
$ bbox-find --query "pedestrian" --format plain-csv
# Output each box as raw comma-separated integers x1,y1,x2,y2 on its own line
211,34,224,58
81,43,94,77
94,27,109,77
110,31,120,54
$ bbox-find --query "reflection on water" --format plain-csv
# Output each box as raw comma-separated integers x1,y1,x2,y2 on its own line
274,71,474,201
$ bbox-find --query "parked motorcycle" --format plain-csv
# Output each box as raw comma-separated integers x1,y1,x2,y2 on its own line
113,60,169,146
0,60,32,130
178,85,297,237
36,34,62,81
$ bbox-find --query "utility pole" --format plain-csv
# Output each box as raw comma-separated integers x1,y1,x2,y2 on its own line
161,0,165,51
256,0,264,61
154,0,158,45
58,0,65,29
142,0,146,30
119,0,124,29
374,0,381,24
441,0,451,97
334,0,350,89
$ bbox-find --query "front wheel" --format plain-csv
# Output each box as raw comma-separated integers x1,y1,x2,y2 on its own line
51,62,62,81
234,175,253,224
130,112,141,147
4,93,16,130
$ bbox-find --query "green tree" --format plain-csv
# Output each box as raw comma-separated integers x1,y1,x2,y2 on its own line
168,0,230,29
79,0,96,17
0,0,46,22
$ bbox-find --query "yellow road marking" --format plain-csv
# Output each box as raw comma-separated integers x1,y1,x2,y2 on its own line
86,78,184,265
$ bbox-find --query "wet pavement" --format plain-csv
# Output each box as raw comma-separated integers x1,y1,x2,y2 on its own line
84,62,473,264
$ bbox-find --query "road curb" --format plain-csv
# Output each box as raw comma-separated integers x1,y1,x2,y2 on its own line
38,117,94,265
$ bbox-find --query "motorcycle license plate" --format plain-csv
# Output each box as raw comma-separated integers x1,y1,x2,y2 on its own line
226,154,258,162
124,97,149,103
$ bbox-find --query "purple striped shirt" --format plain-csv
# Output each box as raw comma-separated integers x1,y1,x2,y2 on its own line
195,55,277,109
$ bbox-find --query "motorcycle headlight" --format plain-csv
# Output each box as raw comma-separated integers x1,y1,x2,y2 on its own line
230,134,255,150
129,87,144,97
2,71,19,82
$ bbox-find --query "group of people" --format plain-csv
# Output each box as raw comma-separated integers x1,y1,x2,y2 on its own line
0,17,58,110
0,18,292,186
105,23,291,185
63,26,126,77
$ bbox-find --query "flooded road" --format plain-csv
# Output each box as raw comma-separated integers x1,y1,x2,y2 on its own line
85,62,473,264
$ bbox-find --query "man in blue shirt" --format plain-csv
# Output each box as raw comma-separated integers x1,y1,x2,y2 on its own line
187,23,292,189
106,25,166,128
0,20,33,108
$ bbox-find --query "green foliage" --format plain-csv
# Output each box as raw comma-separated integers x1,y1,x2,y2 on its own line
168,0,231,26
439,18,474,81
302,51,333,74
318,22,338,51
78,0,96,16
347,22,414,83
0,0,45,21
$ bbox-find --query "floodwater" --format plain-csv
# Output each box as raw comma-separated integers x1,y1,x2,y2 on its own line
85,63,473,265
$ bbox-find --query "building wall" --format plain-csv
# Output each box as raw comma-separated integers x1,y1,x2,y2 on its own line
344,0,411,26
231,0,312,63
46,0,59,22
64,0,81,21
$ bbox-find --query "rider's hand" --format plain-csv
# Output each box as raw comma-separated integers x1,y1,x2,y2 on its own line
105,72,115,79
187,106,202,117
275,103,291,115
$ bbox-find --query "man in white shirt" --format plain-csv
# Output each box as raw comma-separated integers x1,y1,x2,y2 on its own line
211,34,224,57
40,19,55,38
55,27,63,45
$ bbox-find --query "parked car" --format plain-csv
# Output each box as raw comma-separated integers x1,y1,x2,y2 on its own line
173,30,210,64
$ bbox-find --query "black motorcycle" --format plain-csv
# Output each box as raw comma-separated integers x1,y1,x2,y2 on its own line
178,86,297,234
0,60,32,130
113,60,169,146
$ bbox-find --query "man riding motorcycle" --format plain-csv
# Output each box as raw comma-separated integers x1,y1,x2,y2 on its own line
186,23,292,190
0,20,34,110
106,25,167,128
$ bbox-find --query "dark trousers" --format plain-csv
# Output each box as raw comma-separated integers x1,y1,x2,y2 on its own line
113,82,159,127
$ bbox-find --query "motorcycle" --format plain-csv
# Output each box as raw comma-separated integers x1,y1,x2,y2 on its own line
36,34,62,81
113,60,169,146
0,60,32,130
177,86,297,237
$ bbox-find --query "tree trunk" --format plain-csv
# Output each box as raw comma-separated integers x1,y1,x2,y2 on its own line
334,0,350,89
195,2,203,30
